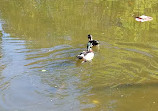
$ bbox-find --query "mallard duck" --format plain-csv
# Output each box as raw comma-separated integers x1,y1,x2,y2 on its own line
76,42,94,61
88,34,99,46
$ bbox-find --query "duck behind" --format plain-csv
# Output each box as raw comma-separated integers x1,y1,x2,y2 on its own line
88,34,99,46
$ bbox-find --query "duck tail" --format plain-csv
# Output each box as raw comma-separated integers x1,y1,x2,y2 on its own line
76,55,83,59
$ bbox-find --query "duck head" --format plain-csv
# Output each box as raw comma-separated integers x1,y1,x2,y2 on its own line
88,34,93,41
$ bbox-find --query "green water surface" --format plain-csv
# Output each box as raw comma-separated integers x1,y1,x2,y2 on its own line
0,0,158,111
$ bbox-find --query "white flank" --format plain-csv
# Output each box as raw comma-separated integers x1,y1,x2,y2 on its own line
83,52,94,61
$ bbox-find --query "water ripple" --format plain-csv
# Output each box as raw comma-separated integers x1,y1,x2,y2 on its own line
24,45,79,71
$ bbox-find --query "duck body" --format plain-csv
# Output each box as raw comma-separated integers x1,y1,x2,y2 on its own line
77,42,94,61
89,40,99,46
77,50,94,61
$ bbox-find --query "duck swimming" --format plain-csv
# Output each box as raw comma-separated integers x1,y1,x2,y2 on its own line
76,42,94,61
88,34,99,46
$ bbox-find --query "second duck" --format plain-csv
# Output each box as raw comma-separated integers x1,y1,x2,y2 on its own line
87,34,99,47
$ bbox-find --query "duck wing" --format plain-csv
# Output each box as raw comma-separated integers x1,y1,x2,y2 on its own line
89,40,99,46
76,51,86,59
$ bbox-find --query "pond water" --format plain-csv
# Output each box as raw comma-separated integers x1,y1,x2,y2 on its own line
0,0,158,111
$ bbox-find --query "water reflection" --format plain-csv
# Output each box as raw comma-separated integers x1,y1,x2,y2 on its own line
0,0,158,111
0,35,81,111
80,83,158,111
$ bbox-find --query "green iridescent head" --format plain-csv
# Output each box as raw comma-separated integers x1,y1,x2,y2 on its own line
87,42,93,51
